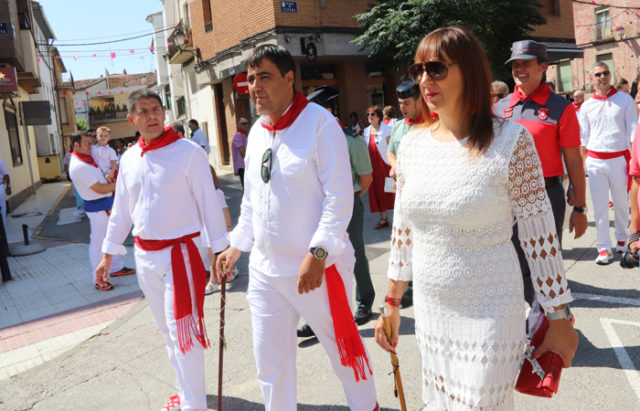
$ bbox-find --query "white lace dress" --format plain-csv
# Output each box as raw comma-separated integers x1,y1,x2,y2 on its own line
388,120,573,410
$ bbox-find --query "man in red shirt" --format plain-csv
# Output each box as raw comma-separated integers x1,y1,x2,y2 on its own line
495,40,587,316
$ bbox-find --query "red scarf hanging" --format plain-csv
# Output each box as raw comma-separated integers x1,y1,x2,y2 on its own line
325,264,372,382
72,151,99,168
259,92,309,132
593,87,618,101
404,113,424,126
138,126,182,156
134,232,209,353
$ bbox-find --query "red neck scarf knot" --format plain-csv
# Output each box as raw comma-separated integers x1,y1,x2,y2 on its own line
138,127,182,157
260,92,309,133
405,113,425,126
593,87,617,101
72,151,98,168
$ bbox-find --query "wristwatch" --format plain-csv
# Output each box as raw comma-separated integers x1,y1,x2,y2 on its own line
547,305,572,321
310,247,328,260
573,205,587,215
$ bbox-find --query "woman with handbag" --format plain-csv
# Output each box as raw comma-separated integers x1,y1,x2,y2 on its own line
363,105,395,229
374,26,578,410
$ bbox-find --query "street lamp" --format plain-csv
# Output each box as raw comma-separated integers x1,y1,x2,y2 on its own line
174,28,187,48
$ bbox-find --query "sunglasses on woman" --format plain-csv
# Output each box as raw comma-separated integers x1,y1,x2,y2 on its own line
408,61,458,82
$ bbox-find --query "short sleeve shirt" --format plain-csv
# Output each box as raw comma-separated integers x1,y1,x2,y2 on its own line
496,82,580,177
346,132,372,193
92,145,118,173
387,120,411,156
231,131,247,174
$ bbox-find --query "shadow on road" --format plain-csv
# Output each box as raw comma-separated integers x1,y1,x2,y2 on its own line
572,329,640,370
207,394,396,410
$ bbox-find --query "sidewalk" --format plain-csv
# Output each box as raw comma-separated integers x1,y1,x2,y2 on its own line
0,175,639,410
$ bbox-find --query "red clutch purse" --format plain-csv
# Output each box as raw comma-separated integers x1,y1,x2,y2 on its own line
515,313,573,397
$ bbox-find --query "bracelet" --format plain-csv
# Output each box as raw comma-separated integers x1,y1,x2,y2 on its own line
628,231,640,245
384,295,401,307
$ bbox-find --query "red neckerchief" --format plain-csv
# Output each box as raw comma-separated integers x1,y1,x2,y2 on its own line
135,233,209,353
337,118,346,129
382,118,391,125
138,127,182,156
260,92,309,132
573,102,582,111
72,151,98,168
593,87,618,101
509,82,551,107
404,113,425,126
236,129,248,136
325,264,372,381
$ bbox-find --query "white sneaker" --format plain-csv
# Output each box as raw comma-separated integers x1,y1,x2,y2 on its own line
204,282,219,295
615,241,627,253
72,209,85,217
595,249,613,265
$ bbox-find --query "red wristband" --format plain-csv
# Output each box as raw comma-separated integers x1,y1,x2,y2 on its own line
385,295,401,307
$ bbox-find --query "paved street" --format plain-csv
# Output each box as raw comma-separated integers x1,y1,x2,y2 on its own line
0,169,639,410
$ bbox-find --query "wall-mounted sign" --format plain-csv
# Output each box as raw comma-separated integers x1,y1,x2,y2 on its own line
20,101,52,125
233,73,249,95
0,66,18,93
281,1,297,13
0,22,8,35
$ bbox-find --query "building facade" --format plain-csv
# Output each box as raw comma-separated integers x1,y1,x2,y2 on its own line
571,0,640,96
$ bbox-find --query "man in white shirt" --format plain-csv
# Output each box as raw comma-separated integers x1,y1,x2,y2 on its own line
216,45,378,411
68,132,134,289
95,90,228,411
0,159,10,225
188,119,211,155
580,62,639,264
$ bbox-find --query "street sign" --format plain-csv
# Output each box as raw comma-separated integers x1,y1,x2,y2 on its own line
0,66,18,93
233,73,249,95
281,1,297,13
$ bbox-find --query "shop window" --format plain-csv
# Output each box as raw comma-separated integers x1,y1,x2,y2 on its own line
4,103,23,167
557,60,572,93
595,8,611,41
301,64,336,81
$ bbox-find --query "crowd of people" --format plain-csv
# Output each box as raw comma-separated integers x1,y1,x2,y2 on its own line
57,23,640,411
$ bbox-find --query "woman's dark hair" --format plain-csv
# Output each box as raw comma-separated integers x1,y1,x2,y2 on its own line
366,105,383,120
414,26,495,154
245,44,295,78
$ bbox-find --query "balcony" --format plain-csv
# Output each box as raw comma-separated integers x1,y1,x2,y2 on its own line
89,109,128,123
166,20,195,65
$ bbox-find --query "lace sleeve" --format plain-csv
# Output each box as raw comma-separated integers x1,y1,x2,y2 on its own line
509,127,573,313
388,142,412,282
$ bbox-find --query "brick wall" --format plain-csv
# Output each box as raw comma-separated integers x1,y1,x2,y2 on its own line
572,0,640,92
274,0,371,28
531,0,575,40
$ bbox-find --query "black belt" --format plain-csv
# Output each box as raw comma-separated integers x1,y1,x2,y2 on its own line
544,176,562,189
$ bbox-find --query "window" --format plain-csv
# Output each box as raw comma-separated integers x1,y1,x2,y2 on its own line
539,0,557,15
4,102,23,167
202,0,213,32
59,97,68,124
557,60,572,93
165,86,172,110
176,96,186,117
595,8,611,40
301,64,336,81
596,53,615,84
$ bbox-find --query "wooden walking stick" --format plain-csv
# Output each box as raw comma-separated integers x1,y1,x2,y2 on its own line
380,304,407,411
217,261,228,411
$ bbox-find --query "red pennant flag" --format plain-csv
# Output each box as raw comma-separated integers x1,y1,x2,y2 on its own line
108,90,112,94
120,91,124,94
167,42,173,46
110,52,116,58
149,46,154,52
85,91,89,95
37,56,42,62
97,91,101,95
75,100,78,105
63,90,67,95
73,56,78,60
92,53,97,57
129,49,135,54
55,55,61,59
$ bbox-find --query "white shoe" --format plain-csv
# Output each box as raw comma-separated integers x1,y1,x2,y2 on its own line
204,282,219,295
72,209,85,217
595,249,613,265
615,241,627,253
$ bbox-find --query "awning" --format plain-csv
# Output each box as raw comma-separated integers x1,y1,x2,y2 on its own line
543,41,584,63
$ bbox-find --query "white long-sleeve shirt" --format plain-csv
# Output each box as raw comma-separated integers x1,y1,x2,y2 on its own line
68,156,111,201
363,123,393,164
102,138,228,255
579,90,638,151
190,128,211,155
229,102,354,277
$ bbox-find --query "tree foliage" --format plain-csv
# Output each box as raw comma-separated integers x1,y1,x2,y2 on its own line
353,0,546,81
76,118,88,130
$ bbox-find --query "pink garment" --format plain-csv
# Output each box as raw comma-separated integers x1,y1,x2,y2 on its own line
231,130,247,175
630,123,640,210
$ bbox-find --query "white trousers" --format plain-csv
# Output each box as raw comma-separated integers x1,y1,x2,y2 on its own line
246,265,377,411
134,243,207,411
586,156,630,251
86,211,123,280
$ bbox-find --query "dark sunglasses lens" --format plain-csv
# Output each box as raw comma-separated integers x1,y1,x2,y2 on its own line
261,149,272,183
425,61,447,79
408,64,423,82
595,71,610,77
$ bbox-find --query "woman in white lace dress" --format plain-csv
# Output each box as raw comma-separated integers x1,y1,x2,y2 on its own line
374,26,578,410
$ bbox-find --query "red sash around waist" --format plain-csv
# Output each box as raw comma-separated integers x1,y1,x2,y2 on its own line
587,149,631,191
135,232,209,353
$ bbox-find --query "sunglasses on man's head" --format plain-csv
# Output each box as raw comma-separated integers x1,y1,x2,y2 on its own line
594,71,610,78
261,148,273,183
408,61,458,82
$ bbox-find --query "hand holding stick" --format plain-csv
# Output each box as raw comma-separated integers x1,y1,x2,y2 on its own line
380,304,407,411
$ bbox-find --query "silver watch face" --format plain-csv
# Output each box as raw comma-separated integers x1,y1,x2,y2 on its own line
313,247,327,259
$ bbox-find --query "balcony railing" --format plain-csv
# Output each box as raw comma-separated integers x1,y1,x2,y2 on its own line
89,109,128,123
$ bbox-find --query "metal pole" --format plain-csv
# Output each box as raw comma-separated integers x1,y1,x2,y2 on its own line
21,224,30,245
